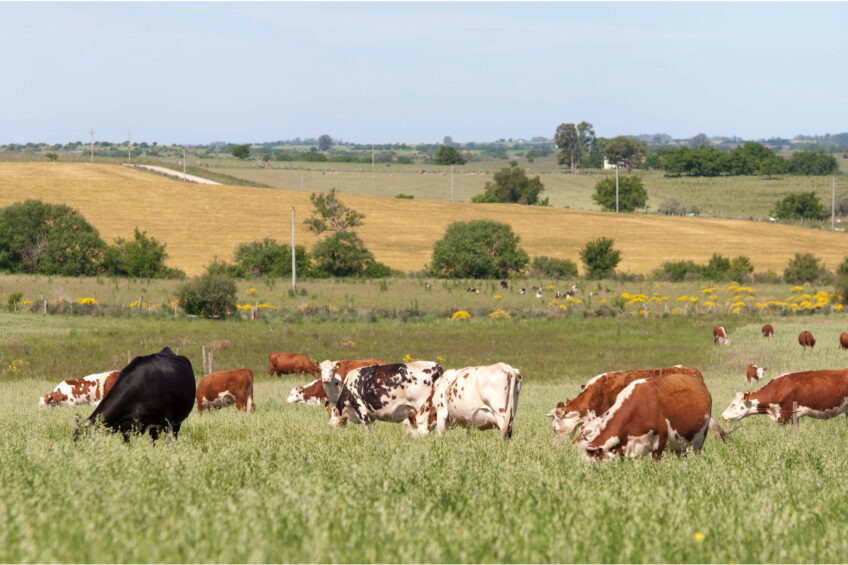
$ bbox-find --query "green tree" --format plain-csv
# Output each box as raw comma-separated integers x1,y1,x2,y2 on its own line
728,255,754,282
231,144,251,159
604,136,647,169
701,253,731,280
555,122,580,173
472,166,547,205
530,256,578,278
580,237,621,279
592,175,647,212
102,228,183,278
0,200,105,276
771,192,825,220
429,220,529,279
786,151,838,175
311,231,385,278
433,145,466,165
45,152,58,161
317,134,333,151
783,253,829,284
304,188,365,234
233,238,310,277
178,273,237,318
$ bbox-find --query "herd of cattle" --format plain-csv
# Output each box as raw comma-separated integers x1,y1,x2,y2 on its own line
38,322,848,461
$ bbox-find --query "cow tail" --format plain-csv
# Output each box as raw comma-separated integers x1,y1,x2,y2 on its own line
503,368,519,440
708,416,729,442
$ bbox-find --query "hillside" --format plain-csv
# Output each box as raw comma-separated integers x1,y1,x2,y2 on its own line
1,162,846,276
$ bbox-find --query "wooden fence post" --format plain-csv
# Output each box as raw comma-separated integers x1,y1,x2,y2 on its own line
792,401,799,435
208,349,214,374
201,346,207,374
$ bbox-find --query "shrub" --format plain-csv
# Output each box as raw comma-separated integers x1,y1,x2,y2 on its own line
657,260,701,282
657,199,699,216
472,167,547,205
395,193,414,199
786,151,838,175
178,273,237,318
429,220,529,279
102,228,184,279
312,232,378,278
529,256,578,279
579,237,621,279
771,192,825,220
728,256,754,282
433,146,466,165
783,253,830,284
6,292,22,310
834,275,848,305
233,238,310,278
592,176,647,212
701,253,731,281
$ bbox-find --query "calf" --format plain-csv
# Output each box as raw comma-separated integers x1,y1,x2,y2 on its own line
268,353,320,377
329,361,442,434
40,371,120,408
746,364,765,384
419,363,522,439
841,332,848,350
73,347,195,442
798,330,816,350
762,324,774,338
287,378,327,406
713,325,730,345
722,369,848,424
320,358,386,403
579,372,714,461
196,369,254,413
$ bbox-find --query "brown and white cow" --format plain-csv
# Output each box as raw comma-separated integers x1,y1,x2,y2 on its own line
841,332,848,350
713,325,730,345
320,358,386,403
196,369,255,413
722,369,848,424
546,365,706,439
762,324,774,338
798,330,816,350
39,371,119,407
328,361,442,434
287,378,327,406
746,364,766,384
418,363,522,439
268,353,320,377
579,372,714,461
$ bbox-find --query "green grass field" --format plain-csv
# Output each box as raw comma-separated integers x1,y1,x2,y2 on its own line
3,298,848,562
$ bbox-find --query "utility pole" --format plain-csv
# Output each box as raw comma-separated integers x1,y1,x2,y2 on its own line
833,175,837,231
291,207,296,292
371,143,375,175
450,164,455,202
615,161,620,213
89,129,94,162
127,131,131,163
183,147,186,180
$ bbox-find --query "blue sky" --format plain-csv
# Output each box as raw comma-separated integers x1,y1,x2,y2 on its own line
1,2,845,145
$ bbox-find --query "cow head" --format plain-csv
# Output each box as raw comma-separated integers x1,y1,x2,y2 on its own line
286,387,304,404
721,392,758,422
39,391,66,407
546,400,584,439
325,402,348,428
320,360,344,403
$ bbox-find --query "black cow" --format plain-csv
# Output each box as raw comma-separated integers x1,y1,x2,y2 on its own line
73,347,195,442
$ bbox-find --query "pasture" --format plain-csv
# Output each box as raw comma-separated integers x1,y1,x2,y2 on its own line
2,163,848,277
3,305,848,562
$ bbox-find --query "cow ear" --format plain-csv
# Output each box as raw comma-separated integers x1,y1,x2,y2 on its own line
580,384,586,390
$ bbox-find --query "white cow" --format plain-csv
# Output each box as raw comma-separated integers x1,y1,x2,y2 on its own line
419,362,522,439
39,371,119,407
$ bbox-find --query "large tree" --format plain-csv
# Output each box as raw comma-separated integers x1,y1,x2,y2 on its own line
102,228,183,278
433,145,466,165
429,220,529,278
604,136,647,171
304,188,364,235
555,122,580,173
231,144,250,159
592,176,647,212
317,135,333,151
472,166,546,205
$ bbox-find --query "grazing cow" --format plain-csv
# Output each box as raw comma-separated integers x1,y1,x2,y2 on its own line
287,378,327,406
196,369,254,413
320,358,386,403
500,280,509,289
40,371,119,408
746,364,765,384
535,290,543,299
565,285,579,298
798,330,816,350
546,365,713,439
328,362,442,433
713,325,730,345
841,332,848,350
722,369,848,424
74,347,195,442
579,372,714,461
419,363,522,439
519,288,526,295
268,353,320,377
762,324,774,338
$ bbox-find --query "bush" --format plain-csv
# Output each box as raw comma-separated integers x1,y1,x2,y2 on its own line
429,220,529,279
786,151,838,175
178,274,237,318
592,176,647,212
783,253,830,284
433,146,466,165
580,237,621,279
529,256,578,279
312,232,379,278
233,238,310,278
834,275,848,305
656,260,701,282
395,193,414,199
701,253,731,281
472,167,547,205
657,199,699,216
102,228,184,279
728,256,754,282
771,192,825,220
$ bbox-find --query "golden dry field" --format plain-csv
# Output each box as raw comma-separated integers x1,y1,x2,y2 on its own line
2,162,847,276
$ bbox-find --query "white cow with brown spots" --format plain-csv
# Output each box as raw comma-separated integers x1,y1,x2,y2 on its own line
419,362,521,439
39,371,120,407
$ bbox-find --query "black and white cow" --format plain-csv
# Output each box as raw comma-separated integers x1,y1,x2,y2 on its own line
327,361,442,434
73,347,195,442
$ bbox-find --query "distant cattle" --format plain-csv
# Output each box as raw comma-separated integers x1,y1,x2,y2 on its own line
500,280,509,289
287,378,327,406
762,324,774,338
328,362,442,433
419,363,522,439
519,288,526,295
74,347,195,442
40,371,119,408
320,358,386,403
841,332,848,350
746,364,765,384
565,285,579,298
713,326,730,345
268,353,320,377
798,330,816,350
722,369,848,425
546,365,717,440
196,369,254,413
579,372,715,461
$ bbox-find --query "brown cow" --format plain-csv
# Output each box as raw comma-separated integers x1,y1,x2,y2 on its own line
713,325,730,345
546,365,725,440
196,369,255,413
320,358,386,403
798,330,816,350
39,371,120,407
579,372,714,461
762,324,774,338
746,364,765,384
287,378,327,406
840,332,848,350
722,369,848,424
268,353,320,377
